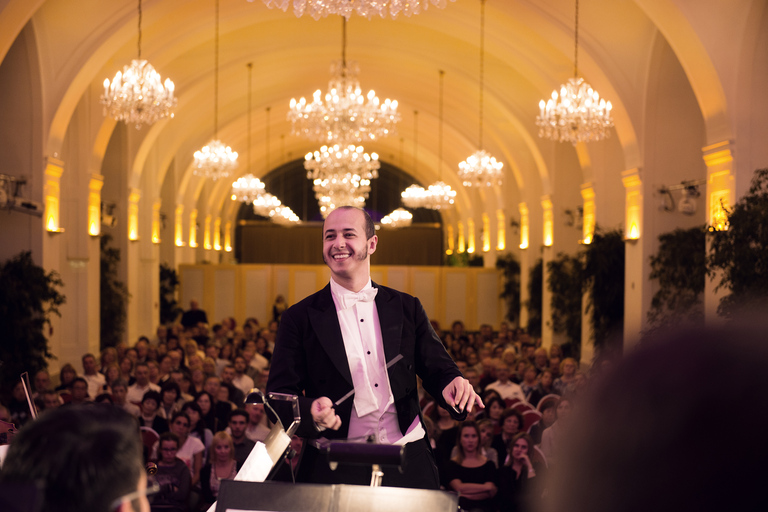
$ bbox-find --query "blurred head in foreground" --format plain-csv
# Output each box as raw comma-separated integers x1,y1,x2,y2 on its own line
0,404,148,512
549,324,768,512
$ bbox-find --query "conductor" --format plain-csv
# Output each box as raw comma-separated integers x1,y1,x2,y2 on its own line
267,206,483,488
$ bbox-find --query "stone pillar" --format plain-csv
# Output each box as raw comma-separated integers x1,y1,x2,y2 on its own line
540,196,553,349
580,184,595,366
622,169,644,349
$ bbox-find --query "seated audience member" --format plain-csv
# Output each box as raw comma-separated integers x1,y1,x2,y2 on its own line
444,421,498,512
540,397,572,466
32,370,53,400
519,364,539,401
528,369,558,407
54,363,78,395
181,401,213,458
102,363,122,395
452,418,499,467
548,356,562,379
485,361,526,402
196,391,218,433
204,376,236,429
553,357,579,396
81,353,106,400
244,402,271,443
199,432,238,511
492,408,524,465
464,367,483,395
139,390,169,435
166,412,204,487
549,325,768,512
153,432,192,512
220,365,245,406
529,397,558,445
99,346,119,374
181,299,208,329
67,377,90,405
497,432,542,512
232,356,255,397
40,390,62,411
430,403,460,475
533,347,550,373
478,357,498,391
158,381,183,419
127,362,161,405
0,404,151,512
190,367,207,396
168,369,194,403
225,409,255,467
111,378,140,417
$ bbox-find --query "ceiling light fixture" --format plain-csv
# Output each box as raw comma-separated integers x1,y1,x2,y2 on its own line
262,0,454,20
458,0,503,188
101,0,176,128
536,0,614,144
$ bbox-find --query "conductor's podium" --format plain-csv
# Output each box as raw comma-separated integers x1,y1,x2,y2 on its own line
215,480,459,512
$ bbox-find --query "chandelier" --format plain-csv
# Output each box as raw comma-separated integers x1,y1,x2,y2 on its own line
270,205,301,225
288,19,399,144
253,193,282,217
262,0,454,20
231,174,265,204
101,0,176,129
194,0,238,181
401,184,429,209
381,208,413,228
536,0,614,144
458,0,503,188
423,70,456,209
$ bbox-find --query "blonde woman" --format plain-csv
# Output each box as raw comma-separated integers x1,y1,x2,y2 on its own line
199,431,238,509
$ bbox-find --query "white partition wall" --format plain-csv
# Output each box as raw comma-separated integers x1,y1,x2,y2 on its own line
180,264,504,331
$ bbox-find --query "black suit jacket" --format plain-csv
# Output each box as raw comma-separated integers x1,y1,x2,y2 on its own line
267,282,464,440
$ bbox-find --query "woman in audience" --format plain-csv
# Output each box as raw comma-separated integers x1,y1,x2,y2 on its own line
152,432,191,512
431,403,460,474
497,432,541,512
139,390,169,435
540,397,572,466
190,367,207,396
519,364,539,401
452,418,499,468
202,357,218,378
181,401,213,456
168,411,204,487
478,395,506,435
196,391,218,433
553,358,579,396
119,356,136,385
99,346,118,374
529,397,558,445
158,381,183,419
199,431,238,511
445,421,498,512
493,408,524,465
101,362,122,395
55,363,77,395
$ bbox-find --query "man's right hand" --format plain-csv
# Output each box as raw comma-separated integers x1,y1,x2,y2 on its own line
311,396,342,431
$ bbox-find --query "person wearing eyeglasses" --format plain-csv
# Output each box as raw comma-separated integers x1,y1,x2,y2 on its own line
151,432,191,512
0,404,153,512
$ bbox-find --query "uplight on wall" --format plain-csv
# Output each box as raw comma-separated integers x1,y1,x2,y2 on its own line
203,215,212,250
189,210,198,248
519,203,529,249
542,197,553,247
128,190,140,241
213,217,222,251
44,158,64,233
710,189,729,231
151,199,162,244
175,205,185,246
622,171,642,241
458,222,466,253
445,224,454,255
88,176,103,237
467,218,476,254
482,213,490,253
224,221,233,252
581,185,595,244
496,209,505,251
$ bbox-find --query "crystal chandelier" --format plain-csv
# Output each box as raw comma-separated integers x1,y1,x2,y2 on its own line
536,0,613,144
423,70,456,209
262,0,454,20
458,0,503,188
381,208,413,228
194,0,238,181
288,19,399,144
231,174,265,204
270,205,301,225
101,0,176,129
401,184,429,209
253,193,282,217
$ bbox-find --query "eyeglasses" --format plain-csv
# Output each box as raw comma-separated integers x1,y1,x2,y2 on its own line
109,481,160,510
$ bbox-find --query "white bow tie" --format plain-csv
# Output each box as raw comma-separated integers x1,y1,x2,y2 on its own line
339,288,378,310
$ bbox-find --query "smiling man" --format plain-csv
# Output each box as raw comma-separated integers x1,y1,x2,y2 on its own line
267,206,482,489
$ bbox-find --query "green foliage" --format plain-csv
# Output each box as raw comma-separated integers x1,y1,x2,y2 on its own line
526,258,543,338
100,234,129,348
468,254,485,267
708,168,768,317
446,252,469,267
496,253,521,325
547,252,584,352
159,263,183,325
582,228,625,353
648,226,706,328
0,252,65,391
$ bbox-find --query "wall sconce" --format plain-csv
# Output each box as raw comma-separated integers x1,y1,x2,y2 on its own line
542,197,553,247
581,185,595,245
622,170,642,242
189,210,198,248
467,218,476,254
175,205,185,246
445,224,454,255
481,213,490,253
496,210,505,251
127,190,140,241
519,203,529,249
213,217,222,251
457,222,465,253
151,200,162,244
203,215,212,250
88,176,103,237
224,221,233,252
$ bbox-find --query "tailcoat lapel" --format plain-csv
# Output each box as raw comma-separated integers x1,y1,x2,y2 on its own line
373,282,403,364
307,284,353,387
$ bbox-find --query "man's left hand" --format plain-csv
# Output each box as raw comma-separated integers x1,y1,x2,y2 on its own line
442,376,484,414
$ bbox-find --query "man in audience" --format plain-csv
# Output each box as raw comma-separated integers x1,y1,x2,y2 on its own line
135,337,150,363
534,347,550,373
220,365,245,406
244,402,271,443
226,409,256,467
111,379,140,417
0,405,150,512
40,390,61,411
68,377,90,405
465,368,483,395
81,353,106,400
181,299,208,329
126,362,160,405
204,375,235,429
32,370,53,399
232,356,255,396
169,369,195,402
485,361,525,402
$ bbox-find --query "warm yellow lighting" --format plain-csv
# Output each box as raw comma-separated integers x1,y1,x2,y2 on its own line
88,175,103,237
542,197,553,247
128,189,140,241
224,221,233,252
467,218,476,254
710,189,729,231
628,222,640,240
174,205,185,246
622,170,642,241
581,184,595,245
151,199,162,244
189,210,198,248
458,222,466,253
496,210,505,251
44,158,64,233
446,224,455,255
203,215,212,250
482,213,491,252
519,203,529,249
213,218,222,251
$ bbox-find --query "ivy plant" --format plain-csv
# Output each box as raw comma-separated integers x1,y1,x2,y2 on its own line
526,258,543,338
582,228,625,354
547,251,584,356
496,253,521,325
160,263,183,325
100,234,129,348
